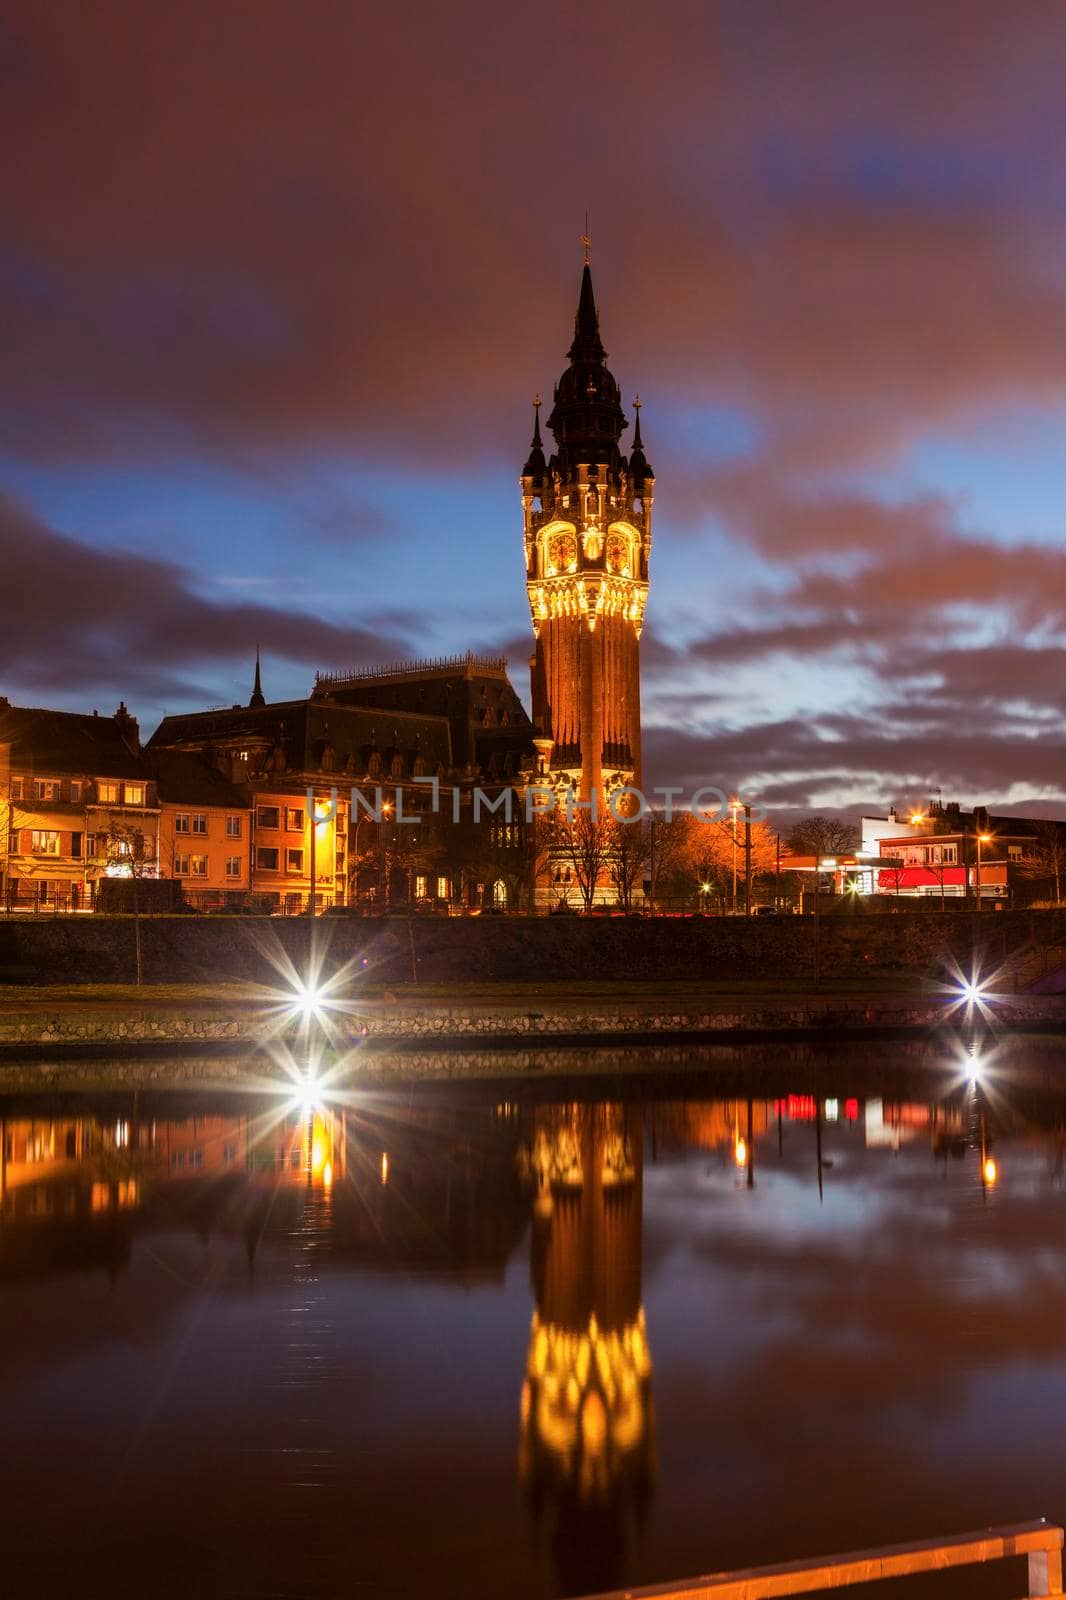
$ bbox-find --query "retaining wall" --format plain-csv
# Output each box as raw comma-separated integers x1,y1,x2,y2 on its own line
1,907,1063,986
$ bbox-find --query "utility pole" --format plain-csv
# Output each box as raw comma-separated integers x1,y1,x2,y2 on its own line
775,831,781,909
744,803,752,916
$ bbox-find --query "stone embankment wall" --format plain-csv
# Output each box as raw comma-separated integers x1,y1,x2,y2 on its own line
3,993,1066,1055
1,908,1063,986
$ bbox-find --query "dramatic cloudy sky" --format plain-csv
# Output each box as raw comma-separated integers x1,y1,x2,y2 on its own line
5,0,1066,818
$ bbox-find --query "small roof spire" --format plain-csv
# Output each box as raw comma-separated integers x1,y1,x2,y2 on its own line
249,644,265,708
581,211,591,266
628,395,654,483
522,393,546,477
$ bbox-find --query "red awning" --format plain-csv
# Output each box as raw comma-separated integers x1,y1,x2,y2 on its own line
877,864,1007,889
878,866,966,888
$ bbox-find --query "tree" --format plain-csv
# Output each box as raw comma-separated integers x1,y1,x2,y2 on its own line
681,812,779,909
609,815,646,910
555,808,614,912
644,812,689,909
787,815,859,857
95,818,158,984
1017,822,1066,905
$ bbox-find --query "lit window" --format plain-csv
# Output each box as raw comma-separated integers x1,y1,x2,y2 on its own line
415,874,427,899
124,784,145,806
286,808,303,832
33,779,61,801
31,830,61,856
225,855,241,878
257,806,280,830
256,847,279,871
174,813,190,833
190,854,207,877
191,813,207,834
286,848,304,873
97,781,120,804
437,876,449,899
225,814,242,838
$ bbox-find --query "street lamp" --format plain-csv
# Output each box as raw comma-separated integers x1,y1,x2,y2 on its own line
379,798,393,910
699,879,711,913
975,831,992,910
306,798,332,919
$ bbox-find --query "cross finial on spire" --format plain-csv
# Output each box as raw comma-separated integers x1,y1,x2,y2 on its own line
581,211,591,266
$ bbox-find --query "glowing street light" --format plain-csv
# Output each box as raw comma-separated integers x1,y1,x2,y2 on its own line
983,1155,998,1188
975,831,992,910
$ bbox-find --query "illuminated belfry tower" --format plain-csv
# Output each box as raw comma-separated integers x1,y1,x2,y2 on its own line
522,256,653,800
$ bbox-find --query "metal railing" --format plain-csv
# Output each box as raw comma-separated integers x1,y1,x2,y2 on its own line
576,1520,1063,1600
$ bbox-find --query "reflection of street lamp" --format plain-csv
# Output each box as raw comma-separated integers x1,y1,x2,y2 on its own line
812,855,836,990
975,831,992,910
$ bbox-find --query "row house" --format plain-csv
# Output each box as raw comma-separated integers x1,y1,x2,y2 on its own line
147,750,251,901
0,699,159,910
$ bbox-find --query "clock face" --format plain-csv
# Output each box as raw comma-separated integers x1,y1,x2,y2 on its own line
606,533,630,575
548,533,578,573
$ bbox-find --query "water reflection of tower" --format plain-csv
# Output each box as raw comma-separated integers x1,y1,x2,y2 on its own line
518,1103,653,1595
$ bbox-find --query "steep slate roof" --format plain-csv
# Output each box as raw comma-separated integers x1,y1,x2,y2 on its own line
148,698,454,776
312,658,535,773
0,703,145,779
145,749,250,809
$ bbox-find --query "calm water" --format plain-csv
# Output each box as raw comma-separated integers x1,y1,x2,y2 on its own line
2,1038,1066,1599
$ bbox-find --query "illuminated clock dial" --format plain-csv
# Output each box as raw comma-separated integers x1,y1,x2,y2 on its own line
606,533,630,575
548,533,577,573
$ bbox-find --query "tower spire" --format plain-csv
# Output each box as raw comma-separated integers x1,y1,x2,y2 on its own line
569,261,604,363
249,644,265,708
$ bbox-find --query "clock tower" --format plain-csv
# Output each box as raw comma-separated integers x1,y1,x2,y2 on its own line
522,260,653,801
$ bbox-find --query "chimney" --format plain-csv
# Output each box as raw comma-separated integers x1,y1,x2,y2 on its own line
114,700,140,750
